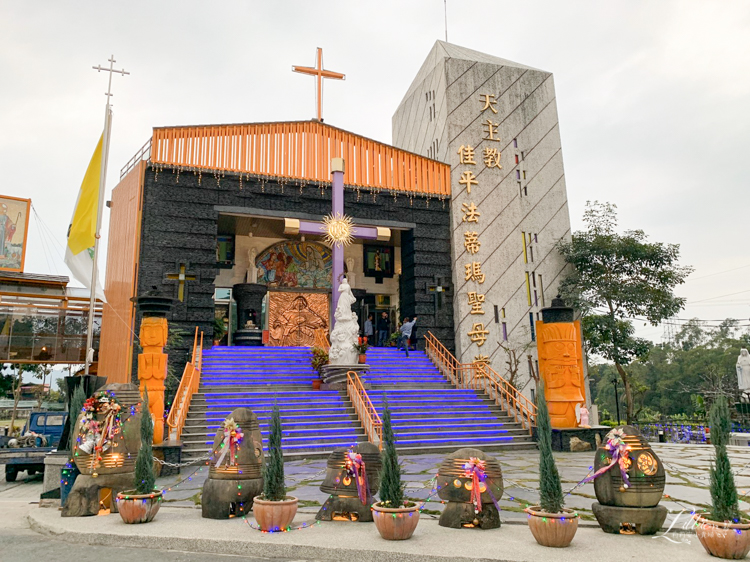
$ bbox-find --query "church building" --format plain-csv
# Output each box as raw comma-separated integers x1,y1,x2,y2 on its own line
99,41,573,396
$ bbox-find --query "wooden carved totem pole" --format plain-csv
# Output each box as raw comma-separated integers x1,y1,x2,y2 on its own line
138,316,168,443
535,297,586,428
133,295,175,444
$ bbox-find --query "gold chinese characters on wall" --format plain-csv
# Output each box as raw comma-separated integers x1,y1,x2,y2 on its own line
458,93,504,350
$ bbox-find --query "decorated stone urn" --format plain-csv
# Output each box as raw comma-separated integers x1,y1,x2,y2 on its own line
62,383,142,517
201,407,264,519
72,383,142,477
590,426,667,535
437,448,504,529
316,442,383,522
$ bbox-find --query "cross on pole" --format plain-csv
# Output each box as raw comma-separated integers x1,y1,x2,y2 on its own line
84,55,129,376
292,47,345,122
284,159,390,327
92,55,130,107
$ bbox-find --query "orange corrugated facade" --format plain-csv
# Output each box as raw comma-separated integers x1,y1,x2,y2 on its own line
98,161,145,384
150,121,450,197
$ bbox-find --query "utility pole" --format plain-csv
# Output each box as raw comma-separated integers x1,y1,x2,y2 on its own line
611,376,621,425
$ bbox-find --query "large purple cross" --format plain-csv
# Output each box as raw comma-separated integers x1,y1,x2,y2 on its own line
284,158,390,327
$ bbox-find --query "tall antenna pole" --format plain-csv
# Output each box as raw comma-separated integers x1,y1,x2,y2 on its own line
444,0,448,42
85,55,129,376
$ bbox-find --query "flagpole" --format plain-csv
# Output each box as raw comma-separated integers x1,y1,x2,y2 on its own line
85,56,128,376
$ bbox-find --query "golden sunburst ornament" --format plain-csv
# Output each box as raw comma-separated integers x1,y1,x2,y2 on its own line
323,212,354,247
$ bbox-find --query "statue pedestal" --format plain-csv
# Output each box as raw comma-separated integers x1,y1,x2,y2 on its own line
321,364,369,389
232,283,266,329
537,426,611,452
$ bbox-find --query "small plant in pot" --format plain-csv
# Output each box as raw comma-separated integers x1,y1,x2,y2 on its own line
694,395,750,559
525,382,579,547
213,317,226,346
372,397,420,540
253,405,298,531
310,347,328,390
354,337,369,364
116,391,162,524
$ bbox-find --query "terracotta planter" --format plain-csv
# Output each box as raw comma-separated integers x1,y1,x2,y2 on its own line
525,506,579,548
253,496,298,531
312,379,322,390
694,514,750,559
116,490,162,524
358,354,367,364
372,502,420,540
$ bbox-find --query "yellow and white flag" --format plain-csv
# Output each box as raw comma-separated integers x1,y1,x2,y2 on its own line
64,134,106,302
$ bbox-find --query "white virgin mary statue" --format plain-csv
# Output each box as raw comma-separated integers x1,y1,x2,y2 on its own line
328,277,359,365
737,348,750,392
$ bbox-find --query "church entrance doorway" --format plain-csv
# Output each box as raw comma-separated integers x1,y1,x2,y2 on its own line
266,291,329,346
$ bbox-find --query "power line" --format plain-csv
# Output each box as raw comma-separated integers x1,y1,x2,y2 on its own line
687,264,750,282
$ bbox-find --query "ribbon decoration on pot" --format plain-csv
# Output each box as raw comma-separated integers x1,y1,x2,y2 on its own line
582,428,631,488
463,457,502,514
345,450,369,504
215,417,244,468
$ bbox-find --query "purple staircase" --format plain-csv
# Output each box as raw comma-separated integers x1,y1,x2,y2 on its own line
180,346,533,461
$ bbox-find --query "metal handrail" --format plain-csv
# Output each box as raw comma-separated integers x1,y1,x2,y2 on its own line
424,331,537,435
165,328,203,441
346,370,383,450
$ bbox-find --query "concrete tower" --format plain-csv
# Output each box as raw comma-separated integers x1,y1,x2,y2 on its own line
393,41,573,391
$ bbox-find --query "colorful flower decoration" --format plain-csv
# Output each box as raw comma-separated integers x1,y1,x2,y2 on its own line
345,450,369,505
76,391,124,477
583,428,632,488
215,417,244,468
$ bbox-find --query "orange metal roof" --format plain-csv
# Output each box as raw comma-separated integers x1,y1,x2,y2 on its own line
149,120,450,197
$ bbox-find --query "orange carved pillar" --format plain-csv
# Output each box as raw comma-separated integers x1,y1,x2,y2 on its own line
536,298,586,429
137,316,168,443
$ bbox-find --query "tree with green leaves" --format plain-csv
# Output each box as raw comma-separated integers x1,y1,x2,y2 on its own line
708,395,740,522
135,390,155,495
557,201,692,423
378,397,404,507
262,405,286,501
536,382,564,513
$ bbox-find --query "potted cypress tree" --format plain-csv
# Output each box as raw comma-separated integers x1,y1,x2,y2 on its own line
253,405,298,531
372,397,420,540
694,395,750,559
61,384,86,507
525,382,579,547
116,391,163,523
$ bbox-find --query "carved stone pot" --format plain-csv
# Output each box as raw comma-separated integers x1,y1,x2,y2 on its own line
372,502,420,540
525,506,579,548
694,515,750,560
116,490,163,524
253,496,298,531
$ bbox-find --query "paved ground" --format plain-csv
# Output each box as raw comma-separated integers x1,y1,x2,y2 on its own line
4,443,750,561
154,443,750,523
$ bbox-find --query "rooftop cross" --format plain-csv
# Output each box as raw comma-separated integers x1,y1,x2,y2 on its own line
292,47,345,122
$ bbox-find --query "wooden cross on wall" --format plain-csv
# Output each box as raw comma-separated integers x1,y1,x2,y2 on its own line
165,262,197,302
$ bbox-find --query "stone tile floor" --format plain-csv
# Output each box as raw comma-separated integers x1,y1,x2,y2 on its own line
156,443,750,524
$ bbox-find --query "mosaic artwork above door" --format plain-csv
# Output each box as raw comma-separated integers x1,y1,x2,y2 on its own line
256,241,331,289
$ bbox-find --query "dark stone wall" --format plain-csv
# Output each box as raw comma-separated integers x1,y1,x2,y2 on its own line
134,166,455,380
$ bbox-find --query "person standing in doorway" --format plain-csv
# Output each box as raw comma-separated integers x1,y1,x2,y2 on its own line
377,311,390,347
397,316,418,357
364,314,374,343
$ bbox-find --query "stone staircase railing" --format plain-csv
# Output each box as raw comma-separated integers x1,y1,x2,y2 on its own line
424,331,536,434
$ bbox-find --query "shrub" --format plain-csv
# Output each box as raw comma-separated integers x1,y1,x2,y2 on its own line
134,390,155,495
709,395,740,522
262,405,286,501
537,382,564,513
378,397,404,507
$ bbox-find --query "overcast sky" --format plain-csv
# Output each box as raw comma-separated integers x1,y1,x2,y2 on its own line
1,1,749,344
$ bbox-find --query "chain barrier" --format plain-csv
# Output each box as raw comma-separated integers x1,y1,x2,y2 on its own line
153,454,211,468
